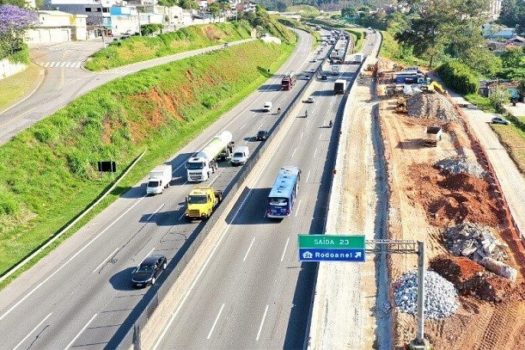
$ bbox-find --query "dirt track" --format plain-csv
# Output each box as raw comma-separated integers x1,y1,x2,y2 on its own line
377,59,525,350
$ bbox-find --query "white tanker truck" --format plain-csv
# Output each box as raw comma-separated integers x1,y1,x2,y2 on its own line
186,131,234,182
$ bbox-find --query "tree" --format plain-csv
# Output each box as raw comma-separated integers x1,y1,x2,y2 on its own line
0,4,36,59
208,2,220,19
0,0,28,8
489,86,511,112
178,0,197,10
341,7,356,18
501,47,523,68
499,0,525,32
276,1,287,12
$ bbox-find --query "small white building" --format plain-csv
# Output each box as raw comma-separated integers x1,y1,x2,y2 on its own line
25,10,87,43
110,6,140,35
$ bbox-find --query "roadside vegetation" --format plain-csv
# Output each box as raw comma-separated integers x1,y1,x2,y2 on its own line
0,63,42,112
0,37,294,283
286,5,320,17
85,21,253,71
492,124,525,174
277,17,320,46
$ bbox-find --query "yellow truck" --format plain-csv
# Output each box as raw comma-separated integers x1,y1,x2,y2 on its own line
185,186,223,220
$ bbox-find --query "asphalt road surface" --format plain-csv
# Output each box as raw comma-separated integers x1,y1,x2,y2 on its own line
0,31,322,350
152,40,363,349
0,38,252,145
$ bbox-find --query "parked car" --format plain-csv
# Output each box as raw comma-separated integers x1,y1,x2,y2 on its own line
303,96,315,103
256,130,269,141
131,254,167,288
321,74,328,81
491,116,510,125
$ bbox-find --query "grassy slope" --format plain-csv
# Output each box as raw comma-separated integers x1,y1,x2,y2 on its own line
492,124,525,175
379,30,426,67
0,63,42,112
0,40,294,278
85,21,253,71
287,5,320,17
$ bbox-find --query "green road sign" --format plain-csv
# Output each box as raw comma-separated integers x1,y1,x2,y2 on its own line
298,234,365,249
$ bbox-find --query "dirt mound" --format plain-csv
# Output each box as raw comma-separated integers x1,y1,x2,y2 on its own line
409,163,500,227
431,255,525,302
430,255,484,284
407,93,459,121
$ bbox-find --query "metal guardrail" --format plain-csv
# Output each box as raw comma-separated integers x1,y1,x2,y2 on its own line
115,39,325,349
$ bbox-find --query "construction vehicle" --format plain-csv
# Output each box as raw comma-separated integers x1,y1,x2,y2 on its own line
185,186,223,220
186,131,234,182
395,98,407,113
423,126,443,147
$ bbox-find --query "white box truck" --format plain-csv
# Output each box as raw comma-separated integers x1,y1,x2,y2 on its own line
146,164,172,195
334,79,346,94
186,131,234,182
353,53,365,64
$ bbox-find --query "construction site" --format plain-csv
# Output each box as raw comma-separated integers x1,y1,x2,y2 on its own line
374,59,525,349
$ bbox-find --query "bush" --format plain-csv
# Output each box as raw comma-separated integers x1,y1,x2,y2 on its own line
436,60,479,95
141,24,163,36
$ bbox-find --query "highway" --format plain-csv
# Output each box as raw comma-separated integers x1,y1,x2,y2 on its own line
152,35,369,349
0,30,322,349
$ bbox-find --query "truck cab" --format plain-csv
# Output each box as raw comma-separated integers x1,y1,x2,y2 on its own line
185,186,223,220
263,102,273,112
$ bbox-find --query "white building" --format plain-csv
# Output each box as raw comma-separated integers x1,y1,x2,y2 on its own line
25,10,87,43
489,0,502,20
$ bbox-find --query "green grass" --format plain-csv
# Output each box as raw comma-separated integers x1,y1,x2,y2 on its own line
0,63,42,112
286,5,321,17
346,28,365,52
491,123,525,175
464,93,496,112
379,30,427,67
85,21,253,71
0,39,295,285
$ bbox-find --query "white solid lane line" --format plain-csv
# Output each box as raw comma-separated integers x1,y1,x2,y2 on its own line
64,313,97,350
280,238,290,262
12,312,53,350
294,200,302,217
207,304,225,340
243,238,255,262
142,247,156,263
256,305,269,342
146,203,165,221
306,170,311,183
0,196,146,321
313,147,318,157
92,247,119,274
291,147,297,158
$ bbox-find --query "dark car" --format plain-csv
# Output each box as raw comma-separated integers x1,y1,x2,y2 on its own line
491,116,510,125
256,130,269,141
321,75,328,80
131,254,167,288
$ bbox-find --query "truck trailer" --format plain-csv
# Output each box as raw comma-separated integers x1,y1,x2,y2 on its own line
146,164,172,195
186,131,234,182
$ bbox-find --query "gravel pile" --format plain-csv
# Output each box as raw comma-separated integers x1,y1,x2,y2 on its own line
443,223,508,262
435,157,486,178
407,93,458,121
394,270,459,320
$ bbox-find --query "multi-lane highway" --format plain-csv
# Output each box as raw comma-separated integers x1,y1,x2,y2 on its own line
151,34,370,349
0,30,321,349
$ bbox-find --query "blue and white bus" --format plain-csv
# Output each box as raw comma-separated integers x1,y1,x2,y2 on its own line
266,166,301,219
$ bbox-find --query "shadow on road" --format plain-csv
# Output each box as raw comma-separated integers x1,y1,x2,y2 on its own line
109,267,138,291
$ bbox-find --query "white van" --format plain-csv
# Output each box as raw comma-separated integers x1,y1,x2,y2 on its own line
263,101,272,112
230,146,249,165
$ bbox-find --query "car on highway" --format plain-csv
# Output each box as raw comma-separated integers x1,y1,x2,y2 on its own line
131,254,167,288
303,96,314,103
491,116,510,125
256,130,269,141
321,74,328,80
310,58,317,63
